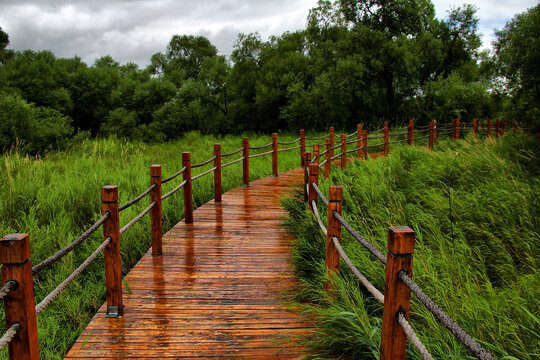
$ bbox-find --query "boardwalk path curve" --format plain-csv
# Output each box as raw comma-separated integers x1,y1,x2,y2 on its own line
65,168,312,359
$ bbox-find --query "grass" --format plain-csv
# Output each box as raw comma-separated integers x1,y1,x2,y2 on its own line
281,132,539,359
0,130,303,359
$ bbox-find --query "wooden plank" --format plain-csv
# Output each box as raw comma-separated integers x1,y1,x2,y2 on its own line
65,168,312,359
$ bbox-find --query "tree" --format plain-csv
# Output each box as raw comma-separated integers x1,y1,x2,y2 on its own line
494,4,540,124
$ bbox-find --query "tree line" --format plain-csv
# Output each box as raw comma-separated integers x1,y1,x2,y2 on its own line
0,0,538,153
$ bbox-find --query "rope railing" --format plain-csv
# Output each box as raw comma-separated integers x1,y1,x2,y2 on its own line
311,200,327,235
120,201,156,235
0,323,21,351
306,134,329,141
250,142,273,150
367,134,385,140
278,137,301,145
32,212,110,275
222,156,244,168
278,144,301,152
397,312,435,360
346,130,358,137
318,158,328,168
161,180,187,200
119,183,156,211
331,152,344,160
346,146,363,154
221,147,244,157
249,149,273,158
367,142,385,148
0,280,17,302
161,166,187,184
191,155,217,169
191,166,217,181
35,237,111,315
388,131,408,136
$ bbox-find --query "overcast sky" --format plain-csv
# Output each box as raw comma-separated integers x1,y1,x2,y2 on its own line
1,0,537,67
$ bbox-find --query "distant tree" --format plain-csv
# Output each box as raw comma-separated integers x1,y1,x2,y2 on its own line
0,27,8,51
148,35,217,84
494,4,540,125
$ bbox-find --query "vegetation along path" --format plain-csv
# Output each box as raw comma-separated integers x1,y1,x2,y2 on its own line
65,168,311,359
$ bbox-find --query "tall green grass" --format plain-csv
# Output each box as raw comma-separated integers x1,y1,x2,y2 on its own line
0,131,301,359
282,133,539,359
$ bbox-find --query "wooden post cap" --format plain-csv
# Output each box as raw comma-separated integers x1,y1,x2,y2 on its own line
0,234,30,264
182,152,191,161
387,226,415,254
102,186,118,202
150,164,161,177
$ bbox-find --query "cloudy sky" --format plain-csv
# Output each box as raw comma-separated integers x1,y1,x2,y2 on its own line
1,0,537,67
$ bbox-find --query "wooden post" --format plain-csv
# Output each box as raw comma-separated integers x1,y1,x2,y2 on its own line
300,130,306,168
329,127,335,159
495,119,500,138
308,164,319,211
242,137,249,186
214,144,222,201
473,118,478,136
272,133,278,176
357,124,363,158
182,152,193,223
150,165,162,256
409,119,415,145
303,152,311,202
340,134,346,169
0,234,40,360
487,118,491,138
325,185,342,291
433,119,438,144
313,144,320,166
102,185,123,317
383,121,389,156
380,226,415,360
324,139,331,180
428,121,434,149
456,118,461,139
362,130,368,160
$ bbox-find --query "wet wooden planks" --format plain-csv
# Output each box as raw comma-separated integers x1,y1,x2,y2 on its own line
65,169,311,359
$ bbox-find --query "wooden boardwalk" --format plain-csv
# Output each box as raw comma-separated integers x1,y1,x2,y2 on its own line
65,168,311,359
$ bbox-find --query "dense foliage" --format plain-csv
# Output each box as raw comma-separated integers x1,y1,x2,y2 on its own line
0,1,538,154
282,133,539,359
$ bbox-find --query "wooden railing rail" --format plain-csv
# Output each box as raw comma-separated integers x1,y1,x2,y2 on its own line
0,118,529,358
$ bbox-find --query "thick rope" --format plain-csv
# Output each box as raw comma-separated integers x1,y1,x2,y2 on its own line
372,127,386,133
311,155,318,163
388,139,408,144
0,280,17,301
120,202,156,235
367,134,385,140
161,166,187,184
414,135,431,140
222,156,245,168
346,146,363,154
332,236,385,304
250,142,273,150
332,211,387,265
32,212,110,275
331,152,344,160
278,138,301,145
221,147,244,157
319,159,328,168
330,143,342,150
346,138,362,145
249,150,273,158
191,167,217,181
389,131,408,136
278,144,302,152
191,155,217,169
367,142,385,148
346,130,358,137
35,238,110,315
0,323,22,351
397,312,435,360
415,128,430,133
319,148,329,157
161,180,187,200
311,200,327,235
312,183,329,206
398,271,495,360
119,184,156,212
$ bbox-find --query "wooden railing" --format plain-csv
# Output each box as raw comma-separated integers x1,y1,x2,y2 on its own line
0,118,528,359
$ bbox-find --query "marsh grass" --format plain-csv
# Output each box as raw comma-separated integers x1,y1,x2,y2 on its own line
0,131,301,359
282,133,539,359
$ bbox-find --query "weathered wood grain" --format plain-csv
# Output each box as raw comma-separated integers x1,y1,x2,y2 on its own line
65,168,312,359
